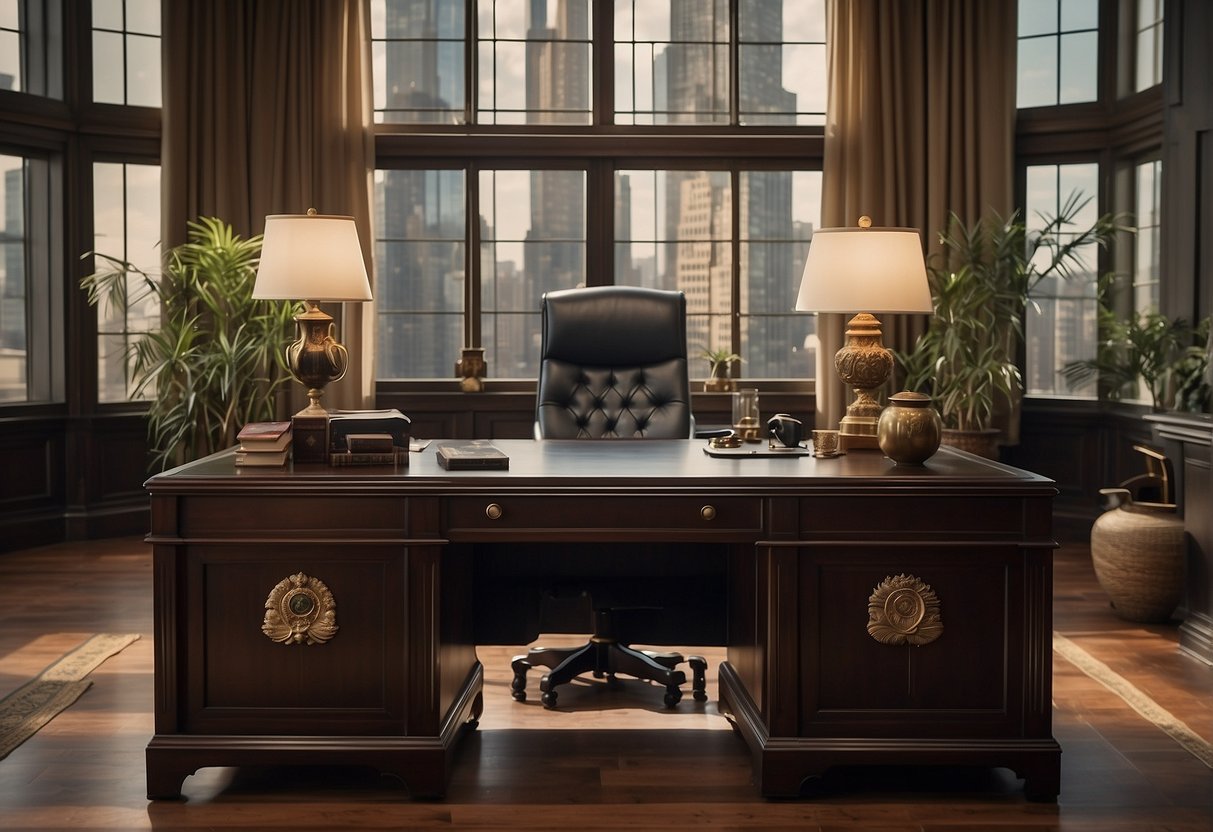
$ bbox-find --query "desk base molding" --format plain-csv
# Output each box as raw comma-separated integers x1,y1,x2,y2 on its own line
146,663,484,800
717,662,1061,800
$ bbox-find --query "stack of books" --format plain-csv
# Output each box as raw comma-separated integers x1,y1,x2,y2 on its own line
235,421,292,467
328,409,411,467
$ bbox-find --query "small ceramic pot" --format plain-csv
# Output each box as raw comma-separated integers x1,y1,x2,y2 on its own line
877,391,942,465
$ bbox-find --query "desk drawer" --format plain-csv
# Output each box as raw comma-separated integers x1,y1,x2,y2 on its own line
447,496,761,534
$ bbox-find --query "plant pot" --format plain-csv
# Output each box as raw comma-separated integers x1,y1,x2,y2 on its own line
704,377,735,393
940,427,1001,460
1090,489,1184,623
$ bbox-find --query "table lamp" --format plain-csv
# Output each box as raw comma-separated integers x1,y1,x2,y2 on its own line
253,209,373,416
795,217,932,451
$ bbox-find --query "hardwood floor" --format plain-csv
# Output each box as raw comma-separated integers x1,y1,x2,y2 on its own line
0,536,1210,831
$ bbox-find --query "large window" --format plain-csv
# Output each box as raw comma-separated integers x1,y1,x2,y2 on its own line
0,0,60,98
1134,0,1163,92
0,150,58,404
373,0,824,382
92,0,161,107
1016,0,1099,108
1133,158,1161,313
0,153,28,402
614,168,820,378
1024,162,1101,398
92,160,160,402
1017,1,1167,406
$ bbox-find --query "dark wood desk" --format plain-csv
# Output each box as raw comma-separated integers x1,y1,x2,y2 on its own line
144,440,1059,799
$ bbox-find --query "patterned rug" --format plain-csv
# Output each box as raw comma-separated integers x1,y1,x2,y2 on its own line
0,633,141,760
1054,631,1213,769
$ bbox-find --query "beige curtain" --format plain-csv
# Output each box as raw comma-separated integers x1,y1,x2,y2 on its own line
162,0,376,411
819,0,1016,433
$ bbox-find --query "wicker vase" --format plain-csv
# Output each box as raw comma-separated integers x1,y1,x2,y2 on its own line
1090,488,1185,623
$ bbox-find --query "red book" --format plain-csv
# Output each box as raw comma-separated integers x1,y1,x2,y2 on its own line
237,421,293,453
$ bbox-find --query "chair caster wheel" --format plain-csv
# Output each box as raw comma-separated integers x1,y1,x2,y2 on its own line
541,691,558,708
693,690,708,702
664,688,682,708
511,690,527,702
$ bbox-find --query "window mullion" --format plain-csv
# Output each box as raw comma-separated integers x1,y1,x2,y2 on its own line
593,0,613,126
467,163,481,348
729,168,741,355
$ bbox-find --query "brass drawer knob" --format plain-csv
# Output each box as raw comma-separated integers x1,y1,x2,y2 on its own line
700,505,716,521
485,503,503,520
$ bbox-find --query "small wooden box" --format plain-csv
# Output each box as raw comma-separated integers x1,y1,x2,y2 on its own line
291,413,330,464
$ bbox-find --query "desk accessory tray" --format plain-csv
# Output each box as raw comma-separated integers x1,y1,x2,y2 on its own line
703,444,812,458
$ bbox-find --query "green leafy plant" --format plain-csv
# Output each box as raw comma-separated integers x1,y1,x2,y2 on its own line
1061,281,1211,411
81,217,299,470
898,193,1121,433
699,346,742,380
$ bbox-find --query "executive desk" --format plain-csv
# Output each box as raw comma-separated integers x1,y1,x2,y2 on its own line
144,439,1060,800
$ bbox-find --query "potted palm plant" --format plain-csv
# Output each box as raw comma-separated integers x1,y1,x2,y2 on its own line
898,194,1120,458
1061,283,1211,412
81,217,299,470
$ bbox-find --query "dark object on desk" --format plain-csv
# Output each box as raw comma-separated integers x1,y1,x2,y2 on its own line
346,433,395,454
513,285,706,710
767,413,804,448
435,440,509,470
329,447,409,467
329,408,411,452
290,413,329,463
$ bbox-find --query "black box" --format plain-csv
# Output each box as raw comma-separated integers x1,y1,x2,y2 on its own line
291,413,329,464
435,440,509,470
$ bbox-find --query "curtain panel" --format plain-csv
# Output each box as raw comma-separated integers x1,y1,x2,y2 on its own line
161,0,376,410
819,0,1016,434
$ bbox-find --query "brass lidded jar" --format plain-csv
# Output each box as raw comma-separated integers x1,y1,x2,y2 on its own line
877,391,942,465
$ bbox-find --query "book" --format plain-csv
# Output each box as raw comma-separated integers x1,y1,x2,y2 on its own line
237,421,293,453
235,448,289,467
435,440,509,470
329,447,410,467
346,433,395,454
329,409,411,453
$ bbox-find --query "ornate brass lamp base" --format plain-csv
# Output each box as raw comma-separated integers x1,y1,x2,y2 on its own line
834,313,893,451
287,301,350,415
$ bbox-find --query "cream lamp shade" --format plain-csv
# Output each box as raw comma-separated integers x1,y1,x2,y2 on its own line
795,219,932,451
253,212,372,302
794,225,931,314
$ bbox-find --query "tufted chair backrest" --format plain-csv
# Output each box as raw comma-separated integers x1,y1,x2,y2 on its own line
536,286,692,439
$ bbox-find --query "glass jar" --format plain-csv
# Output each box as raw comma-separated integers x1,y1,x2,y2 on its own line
732,388,761,442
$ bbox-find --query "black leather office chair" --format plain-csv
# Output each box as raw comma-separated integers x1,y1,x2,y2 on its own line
510,285,708,708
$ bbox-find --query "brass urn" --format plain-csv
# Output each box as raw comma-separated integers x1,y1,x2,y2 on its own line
877,391,942,465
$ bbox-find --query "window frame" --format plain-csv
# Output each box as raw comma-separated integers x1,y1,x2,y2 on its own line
1015,0,1167,405
373,0,823,391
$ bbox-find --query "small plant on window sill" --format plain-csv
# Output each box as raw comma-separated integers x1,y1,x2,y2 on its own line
1061,282,1211,413
700,347,742,392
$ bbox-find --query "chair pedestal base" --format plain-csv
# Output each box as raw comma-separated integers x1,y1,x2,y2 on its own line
511,639,707,709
